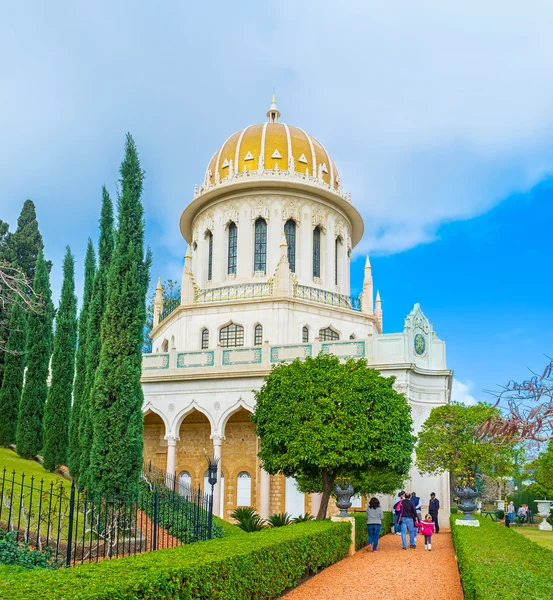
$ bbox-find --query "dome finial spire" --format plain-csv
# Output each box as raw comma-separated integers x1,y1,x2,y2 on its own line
267,89,281,123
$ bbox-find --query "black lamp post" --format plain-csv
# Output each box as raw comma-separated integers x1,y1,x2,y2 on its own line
206,456,219,539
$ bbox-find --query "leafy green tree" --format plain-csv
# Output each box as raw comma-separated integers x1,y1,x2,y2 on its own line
88,134,150,495
0,300,27,445
78,188,114,490
528,441,553,498
67,239,95,480
16,250,53,459
143,279,180,352
416,403,517,489
43,247,77,471
252,353,415,519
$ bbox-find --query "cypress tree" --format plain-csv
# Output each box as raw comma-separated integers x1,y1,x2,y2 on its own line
0,300,27,446
43,247,77,471
16,250,53,459
78,188,114,490
88,134,150,495
67,239,95,480
12,200,44,283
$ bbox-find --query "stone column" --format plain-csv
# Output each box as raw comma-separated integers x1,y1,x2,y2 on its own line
311,492,322,518
164,435,178,488
259,468,271,519
211,434,224,517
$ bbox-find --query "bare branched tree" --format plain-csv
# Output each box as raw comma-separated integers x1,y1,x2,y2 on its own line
479,359,553,443
0,261,44,352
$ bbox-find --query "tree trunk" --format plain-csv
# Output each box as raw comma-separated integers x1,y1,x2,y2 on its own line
317,468,335,520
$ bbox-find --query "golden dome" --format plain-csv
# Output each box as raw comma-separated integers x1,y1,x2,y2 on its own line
204,97,340,190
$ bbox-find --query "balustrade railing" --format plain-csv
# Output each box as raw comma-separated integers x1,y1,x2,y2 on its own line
195,282,273,304
294,284,361,311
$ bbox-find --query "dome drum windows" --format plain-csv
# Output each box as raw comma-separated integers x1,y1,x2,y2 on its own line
254,218,267,274
312,226,321,279
227,222,237,276
284,219,297,273
219,323,244,348
206,231,214,282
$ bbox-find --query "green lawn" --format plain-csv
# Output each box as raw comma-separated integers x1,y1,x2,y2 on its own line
514,527,553,551
0,447,70,490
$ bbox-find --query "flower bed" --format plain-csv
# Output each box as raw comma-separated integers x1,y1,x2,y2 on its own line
0,520,350,600
451,515,553,599
353,511,393,550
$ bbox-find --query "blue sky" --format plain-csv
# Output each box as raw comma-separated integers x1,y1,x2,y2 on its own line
1,1,551,404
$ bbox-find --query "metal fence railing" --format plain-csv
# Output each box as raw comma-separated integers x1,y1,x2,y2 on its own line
0,465,214,567
294,284,361,311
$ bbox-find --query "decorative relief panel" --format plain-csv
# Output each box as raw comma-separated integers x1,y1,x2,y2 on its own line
177,351,215,368
270,344,312,363
222,347,263,366
143,353,170,370
283,201,301,223
321,341,365,359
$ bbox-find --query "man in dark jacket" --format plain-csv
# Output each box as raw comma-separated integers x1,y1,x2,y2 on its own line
429,492,440,533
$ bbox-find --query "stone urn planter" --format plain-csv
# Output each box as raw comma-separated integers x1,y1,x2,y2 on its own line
334,481,354,517
454,486,480,521
535,500,553,531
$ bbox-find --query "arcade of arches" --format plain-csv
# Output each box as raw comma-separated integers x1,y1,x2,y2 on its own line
143,407,321,519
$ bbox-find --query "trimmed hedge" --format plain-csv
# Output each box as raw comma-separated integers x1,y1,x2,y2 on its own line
451,515,553,599
213,515,246,536
0,520,350,599
353,511,393,550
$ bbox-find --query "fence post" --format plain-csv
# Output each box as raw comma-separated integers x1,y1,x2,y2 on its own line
208,486,214,540
65,481,76,567
152,490,158,551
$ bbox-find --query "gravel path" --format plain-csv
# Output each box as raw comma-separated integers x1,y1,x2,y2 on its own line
283,531,464,599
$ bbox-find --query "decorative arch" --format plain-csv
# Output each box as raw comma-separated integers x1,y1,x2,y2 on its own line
172,401,216,437
142,404,171,436
253,323,263,346
218,399,254,436
318,326,341,342
219,321,244,348
201,327,209,349
302,325,309,343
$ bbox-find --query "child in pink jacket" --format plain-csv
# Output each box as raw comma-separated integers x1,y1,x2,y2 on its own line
416,514,436,550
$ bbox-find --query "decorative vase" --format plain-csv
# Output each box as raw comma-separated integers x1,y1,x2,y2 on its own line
535,500,553,531
334,482,354,517
454,486,479,520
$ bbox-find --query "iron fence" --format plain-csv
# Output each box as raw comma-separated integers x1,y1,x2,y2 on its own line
0,465,214,567
294,284,361,311
195,282,273,304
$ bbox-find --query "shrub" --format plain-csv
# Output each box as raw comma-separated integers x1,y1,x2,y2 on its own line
293,513,314,523
213,515,246,536
230,507,266,532
0,520,351,599
0,531,63,570
451,514,553,599
353,511,393,550
268,512,293,527
496,509,505,520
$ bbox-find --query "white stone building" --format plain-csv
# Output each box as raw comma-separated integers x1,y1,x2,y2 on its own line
141,97,452,526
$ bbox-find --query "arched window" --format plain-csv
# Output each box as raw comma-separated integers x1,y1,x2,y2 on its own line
162,339,169,352
254,218,267,273
335,237,341,286
236,472,252,506
201,328,209,349
219,323,244,348
227,222,237,275
349,334,356,340
207,231,213,281
284,219,296,273
312,226,321,278
254,324,263,346
319,327,339,341
302,326,309,343
178,471,192,496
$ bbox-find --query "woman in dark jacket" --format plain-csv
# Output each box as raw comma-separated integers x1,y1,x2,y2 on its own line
399,492,419,549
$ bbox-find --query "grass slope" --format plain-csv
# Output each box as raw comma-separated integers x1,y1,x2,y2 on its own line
0,447,70,490
514,527,553,551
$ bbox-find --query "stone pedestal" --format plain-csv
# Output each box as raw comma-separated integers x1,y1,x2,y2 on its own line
331,515,356,556
455,519,480,527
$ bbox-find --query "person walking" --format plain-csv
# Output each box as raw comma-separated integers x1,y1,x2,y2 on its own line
399,492,419,549
416,514,436,550
429,492,440,533
411,491,421,541
393,490,405,535
366,497,383,552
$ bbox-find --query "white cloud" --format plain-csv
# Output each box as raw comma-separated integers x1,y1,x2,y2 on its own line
452,378,478,406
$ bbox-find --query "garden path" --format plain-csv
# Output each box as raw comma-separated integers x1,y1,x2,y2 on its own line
283,531,463,600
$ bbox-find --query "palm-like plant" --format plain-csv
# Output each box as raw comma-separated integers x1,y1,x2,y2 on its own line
292,512,314,523
267,512,292,528
230,507,265,532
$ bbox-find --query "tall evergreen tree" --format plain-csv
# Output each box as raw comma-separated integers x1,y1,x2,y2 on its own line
88,135,150,495
0,300,27,446
16,250,53,459
78,188,114,489
12,200,44,283
43,247,77,471
67,239,96,480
